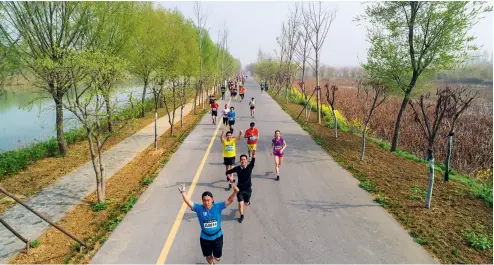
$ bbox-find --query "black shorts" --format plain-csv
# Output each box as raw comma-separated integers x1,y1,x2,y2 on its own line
228,120,235,126
222,117,228,125
211,110,217,116
240,94,244,98
200,235,223,258
224,157,235,166
236,189,252,203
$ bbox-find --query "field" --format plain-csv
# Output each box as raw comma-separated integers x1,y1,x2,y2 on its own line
294,78,493,176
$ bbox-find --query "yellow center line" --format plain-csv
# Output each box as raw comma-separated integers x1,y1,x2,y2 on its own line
156,98,230,264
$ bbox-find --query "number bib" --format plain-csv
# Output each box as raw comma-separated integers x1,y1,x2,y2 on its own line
225,145,233,152
212,108,217,111
249,136,257,141
203,220,218,229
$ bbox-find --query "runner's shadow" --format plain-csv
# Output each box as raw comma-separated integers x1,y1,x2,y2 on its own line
164,180,229,191
252,171,275,181
221,208,238,222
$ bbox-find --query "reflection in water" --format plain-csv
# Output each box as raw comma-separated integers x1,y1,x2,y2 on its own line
0,86,148,152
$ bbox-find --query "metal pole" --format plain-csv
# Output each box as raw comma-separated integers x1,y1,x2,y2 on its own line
0,186,87,247
297,88,317,119
0,217,28,243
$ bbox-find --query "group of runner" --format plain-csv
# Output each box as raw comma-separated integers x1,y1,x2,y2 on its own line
179,74,287,264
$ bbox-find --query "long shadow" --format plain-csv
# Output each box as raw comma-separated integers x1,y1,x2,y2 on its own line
252,171,276,181
165,180,230,191
289,200,379,213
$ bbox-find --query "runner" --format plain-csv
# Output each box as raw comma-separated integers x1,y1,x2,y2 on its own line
221,85,226,100
232,86,238,101
210,99,219,125
271,130,287,181
225,153,255,223
260,82,264,94
221,129,243,189
221,104,229,129
248,97,255,118
239,86,246,102
244,122,259,162
227,106,236,133
178,183,239,264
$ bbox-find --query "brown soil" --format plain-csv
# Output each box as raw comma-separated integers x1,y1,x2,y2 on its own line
275,95,492,264
10,107,207,264
0,105,201,214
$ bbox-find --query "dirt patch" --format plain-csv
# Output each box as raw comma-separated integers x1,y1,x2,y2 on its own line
0,106,196,214
275,95,492,264
9,108,207,264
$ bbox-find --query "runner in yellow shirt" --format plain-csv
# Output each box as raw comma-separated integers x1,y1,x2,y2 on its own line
221,129,243,189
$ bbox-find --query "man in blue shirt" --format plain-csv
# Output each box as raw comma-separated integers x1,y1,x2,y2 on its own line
178,184,239,264
227,106,236,134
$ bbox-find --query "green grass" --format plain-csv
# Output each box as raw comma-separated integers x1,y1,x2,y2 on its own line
29,239,40,248
91,201,109,212
463,231,493,250
0,127,86,178
121,195,139,213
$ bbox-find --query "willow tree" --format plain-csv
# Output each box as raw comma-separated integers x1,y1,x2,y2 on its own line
128,3,160,118
357,1,492,152
0,2,91,156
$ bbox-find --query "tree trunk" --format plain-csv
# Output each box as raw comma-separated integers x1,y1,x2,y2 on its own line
104,95,113,133
87,132,103,202
390,93,411,152
425,147,435,209
360,124,368,161
140,79,148,118
97,140,105,202
316,54,321,124
332,109,338,138
54,87,68,156
444,132,454,181
180,106,184,128
154,110,158,149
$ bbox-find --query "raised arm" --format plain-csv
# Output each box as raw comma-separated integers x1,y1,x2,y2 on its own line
225,184,239,207
220,130,225,143
249,153,256,169
178,184,194,210
235,130,243,142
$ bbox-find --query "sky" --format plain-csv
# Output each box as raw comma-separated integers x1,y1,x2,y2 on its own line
158,1,493,68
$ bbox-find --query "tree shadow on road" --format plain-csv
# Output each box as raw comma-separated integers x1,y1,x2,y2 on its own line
289,200,379,213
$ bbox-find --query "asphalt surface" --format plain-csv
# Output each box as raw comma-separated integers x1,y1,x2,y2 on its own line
91,78,436,264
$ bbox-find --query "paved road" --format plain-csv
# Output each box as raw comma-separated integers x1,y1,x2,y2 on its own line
91,79,435,264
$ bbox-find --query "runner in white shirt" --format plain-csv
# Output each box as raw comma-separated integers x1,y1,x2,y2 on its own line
222,104,230,129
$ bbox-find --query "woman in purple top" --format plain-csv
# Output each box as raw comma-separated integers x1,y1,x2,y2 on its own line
271,130,287,181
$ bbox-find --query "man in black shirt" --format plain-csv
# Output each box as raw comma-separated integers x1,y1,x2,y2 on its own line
226,153,255,223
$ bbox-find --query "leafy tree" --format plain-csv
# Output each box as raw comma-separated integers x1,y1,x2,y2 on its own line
357,1,492,152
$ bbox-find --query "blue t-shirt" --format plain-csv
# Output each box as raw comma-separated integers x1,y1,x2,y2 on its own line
193,202,226,240
227,111,236,121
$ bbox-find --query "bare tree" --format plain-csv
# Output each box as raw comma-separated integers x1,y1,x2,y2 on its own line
409,88,454,208
295,4,313,121
283,4,301,103
324,83,340,138
356,79,388,161
306,1,336,124
443,86,479,181
193,2,208,114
